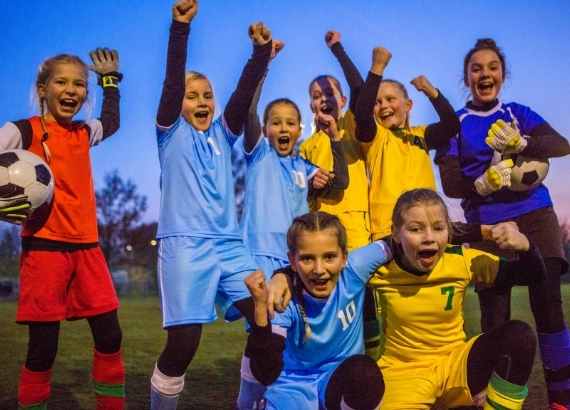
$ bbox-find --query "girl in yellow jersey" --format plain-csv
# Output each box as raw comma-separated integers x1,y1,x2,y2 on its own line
370,188,546,409
354,46,460,241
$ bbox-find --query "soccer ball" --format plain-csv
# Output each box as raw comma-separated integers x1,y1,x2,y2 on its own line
509,155,549,192
0,149,54,211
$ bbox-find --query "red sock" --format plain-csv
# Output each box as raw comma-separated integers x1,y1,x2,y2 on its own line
18,366,51,408
92,349,125,410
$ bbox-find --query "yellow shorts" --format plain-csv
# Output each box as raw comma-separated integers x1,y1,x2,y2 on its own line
380,336,480,410
335,211,370,251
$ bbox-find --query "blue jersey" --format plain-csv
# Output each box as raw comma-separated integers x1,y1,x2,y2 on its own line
272,242,391,374
437,101,552,224
241,138,318,260
156,116,241,239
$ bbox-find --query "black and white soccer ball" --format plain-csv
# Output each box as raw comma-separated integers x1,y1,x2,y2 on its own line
0,149,54,211
509,155,549,192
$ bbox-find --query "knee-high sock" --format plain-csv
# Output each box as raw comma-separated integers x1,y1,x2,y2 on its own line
150,364,185,410
92,349,125,410
484,372,528,410
539,328,570,409
18,366,51,409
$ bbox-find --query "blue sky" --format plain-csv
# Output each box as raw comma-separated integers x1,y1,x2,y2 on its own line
1,0,569,224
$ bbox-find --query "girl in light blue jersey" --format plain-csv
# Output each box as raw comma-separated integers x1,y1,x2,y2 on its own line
150,1,274,409
236,44,350,409
244,211,390,410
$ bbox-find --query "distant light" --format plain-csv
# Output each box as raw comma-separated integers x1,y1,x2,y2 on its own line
150,239,157,247
125,244,133,252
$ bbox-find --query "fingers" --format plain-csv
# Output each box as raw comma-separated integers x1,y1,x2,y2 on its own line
267,286,275,319
173,0,198,23
249,22,272,45
89,47,120,73
325,30,340,47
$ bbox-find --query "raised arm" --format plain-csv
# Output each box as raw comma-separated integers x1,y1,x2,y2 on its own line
244,271,286,385
89,48,122,138
243,41,284,153
309,113,349,197
156,0,197,127
410,75,460,150
325,31,364,112
224,22,273,136
355,47,391,142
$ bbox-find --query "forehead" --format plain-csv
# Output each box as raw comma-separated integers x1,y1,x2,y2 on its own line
401,202,447,223
379,82,406,98
267,103,299,120
185,77,212,92
295,229,340,254
469,49,501,66
310,77,340,94
50,62,87,80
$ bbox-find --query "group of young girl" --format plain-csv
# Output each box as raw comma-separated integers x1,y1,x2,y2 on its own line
0,0,569,408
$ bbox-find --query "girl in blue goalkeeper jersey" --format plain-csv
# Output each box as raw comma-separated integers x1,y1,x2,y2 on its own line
436,38,570,410
150,1,273,408
237,43,349,409
244,212,390,410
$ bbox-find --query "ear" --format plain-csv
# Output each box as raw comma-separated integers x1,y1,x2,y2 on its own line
405,98,413,113
37,84,46,100
287,251,297,271
391,224,401,244
339,95,348,110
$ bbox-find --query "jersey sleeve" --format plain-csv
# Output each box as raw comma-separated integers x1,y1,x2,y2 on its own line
435,133,459,160
243,134,268,166
463,246,501,286
156,117,182,149
0,122,23,150
345,241,393,285
508,103,545,135
302,157,319,180
86,119,105,146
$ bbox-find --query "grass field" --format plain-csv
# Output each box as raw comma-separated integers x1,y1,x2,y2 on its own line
1,286,567,409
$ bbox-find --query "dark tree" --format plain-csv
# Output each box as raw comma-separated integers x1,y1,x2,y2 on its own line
96,170,148,266
0,225,20,277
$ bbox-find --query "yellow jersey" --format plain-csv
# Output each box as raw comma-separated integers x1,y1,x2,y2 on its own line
362,125,436,240
300,111,370,250
369,245,500,367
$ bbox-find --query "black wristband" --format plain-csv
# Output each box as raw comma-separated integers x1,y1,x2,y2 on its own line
98,71,123,88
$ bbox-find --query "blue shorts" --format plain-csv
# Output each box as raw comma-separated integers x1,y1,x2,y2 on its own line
264,366,339,410
157,236,256,327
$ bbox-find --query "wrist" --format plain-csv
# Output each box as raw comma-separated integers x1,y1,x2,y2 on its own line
370,64,386,76
98,71,123,89
426,88,439,99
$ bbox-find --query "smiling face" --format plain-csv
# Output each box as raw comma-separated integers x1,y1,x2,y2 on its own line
309,76,346,124
466,49,504,107
181,76,215,131
375,81,412,129
393,202,450,272
264,102,302,156
37,62,88,124
288,228,347,299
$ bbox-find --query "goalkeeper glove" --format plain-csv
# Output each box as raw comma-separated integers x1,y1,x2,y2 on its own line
0,196,31,225
474,159,514,196
485,119,528,154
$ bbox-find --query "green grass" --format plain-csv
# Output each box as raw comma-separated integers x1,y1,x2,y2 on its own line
1,286,568,409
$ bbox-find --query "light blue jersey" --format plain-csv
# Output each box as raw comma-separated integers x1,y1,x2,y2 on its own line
156,116,241,239
241,138,318,260
262,241,391,409
273,241,391,373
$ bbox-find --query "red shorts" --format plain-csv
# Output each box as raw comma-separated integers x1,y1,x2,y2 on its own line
17,247,119,322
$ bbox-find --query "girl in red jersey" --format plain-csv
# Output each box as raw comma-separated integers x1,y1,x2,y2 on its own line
0,49,125,409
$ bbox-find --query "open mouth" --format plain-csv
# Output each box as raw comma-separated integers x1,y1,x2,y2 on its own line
320,103,334,115
310,277,330,289
380,111,394,120
60,99,79,110
194,110,210,119
477,81,494,93
417,249,439,267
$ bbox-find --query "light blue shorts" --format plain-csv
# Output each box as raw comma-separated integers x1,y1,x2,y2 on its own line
157,236,256,327
264,366,339,410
